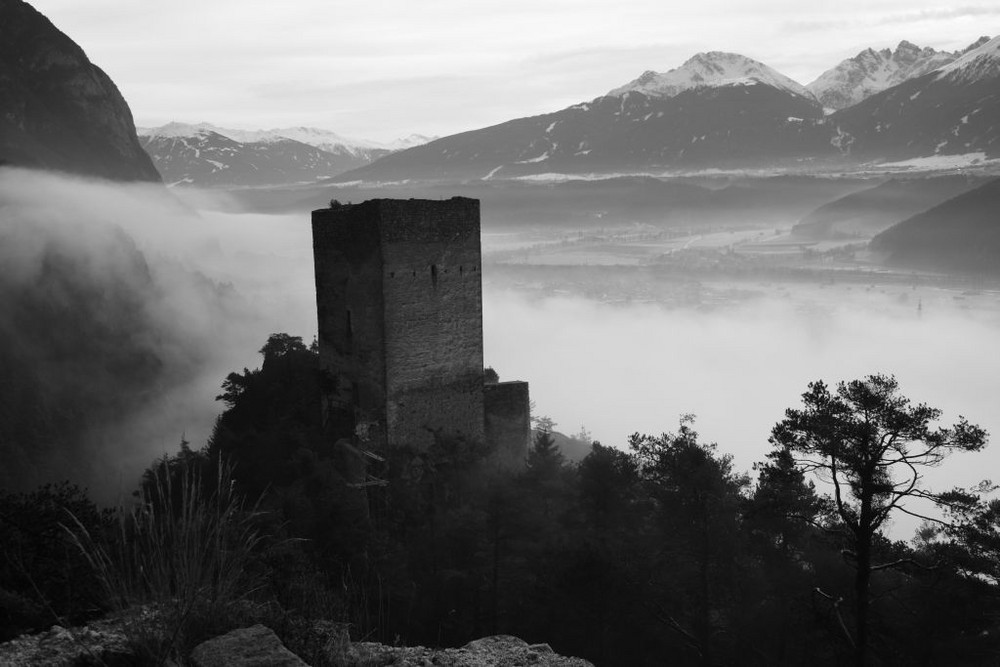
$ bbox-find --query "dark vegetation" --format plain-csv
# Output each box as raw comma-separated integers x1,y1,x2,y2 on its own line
2,334,999,666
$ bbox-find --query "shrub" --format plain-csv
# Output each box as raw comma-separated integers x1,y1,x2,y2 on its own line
67,457,267,663
0,482,109,640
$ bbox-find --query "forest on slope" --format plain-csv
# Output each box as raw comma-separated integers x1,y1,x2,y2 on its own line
3,335,998,666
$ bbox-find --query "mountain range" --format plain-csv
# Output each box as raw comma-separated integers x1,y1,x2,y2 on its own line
138,123,434,187
806,38,991,110
334,36,1000,184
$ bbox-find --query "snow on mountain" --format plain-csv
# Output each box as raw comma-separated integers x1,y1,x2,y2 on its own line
807,41,958,110
385,134,438,151
608,52,816,101
829,34,1000,162
139,124,388,186
137,123,433,156
934,35,1000,84
808,37,993,111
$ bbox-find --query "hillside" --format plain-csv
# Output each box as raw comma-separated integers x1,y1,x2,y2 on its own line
792,175,986,239
870,177,1000,272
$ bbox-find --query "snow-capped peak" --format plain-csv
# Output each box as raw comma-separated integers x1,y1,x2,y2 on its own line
384,134,439,151
934,35,1000,83
137,122,228,139
608,51,815,101
806,40,958,110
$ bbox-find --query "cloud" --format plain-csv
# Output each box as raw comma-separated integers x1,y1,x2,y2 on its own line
0,168,316,498
482,285,1000,511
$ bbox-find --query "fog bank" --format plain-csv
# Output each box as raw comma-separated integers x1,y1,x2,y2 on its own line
483,285,1000,532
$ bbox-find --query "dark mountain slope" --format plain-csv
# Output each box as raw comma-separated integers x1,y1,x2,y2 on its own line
870,178,1000,272
336,85,834,183
0,0,159,181
792,175,987,239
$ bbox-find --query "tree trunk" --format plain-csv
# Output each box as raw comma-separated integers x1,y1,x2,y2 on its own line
855,498,873,667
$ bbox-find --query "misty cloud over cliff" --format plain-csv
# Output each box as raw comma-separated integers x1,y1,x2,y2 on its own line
0,168,316,496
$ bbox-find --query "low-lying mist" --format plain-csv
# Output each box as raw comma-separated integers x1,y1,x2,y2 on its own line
0,168,317,498
3,167,997,536
483,285,1000,534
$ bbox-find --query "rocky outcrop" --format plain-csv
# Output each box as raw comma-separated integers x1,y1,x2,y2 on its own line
0,620,589,667
191,624,309,667
347,634,594,667
0,621,133,666
0,0,160,181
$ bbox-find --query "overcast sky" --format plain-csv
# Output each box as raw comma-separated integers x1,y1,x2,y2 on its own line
31,0,999,142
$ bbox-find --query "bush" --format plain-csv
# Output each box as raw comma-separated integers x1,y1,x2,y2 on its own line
0,482,109,640
67,457,267,663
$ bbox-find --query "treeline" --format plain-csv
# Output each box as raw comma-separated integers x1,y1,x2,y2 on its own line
3,334,999,666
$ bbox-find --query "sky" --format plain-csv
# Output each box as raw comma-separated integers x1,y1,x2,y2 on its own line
30,1,1000,142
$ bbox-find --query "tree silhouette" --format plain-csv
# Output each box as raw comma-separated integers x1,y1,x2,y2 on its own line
771,374,988,666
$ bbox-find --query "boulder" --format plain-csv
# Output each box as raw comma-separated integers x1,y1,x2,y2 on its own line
347,634,593,667
191,625,308,667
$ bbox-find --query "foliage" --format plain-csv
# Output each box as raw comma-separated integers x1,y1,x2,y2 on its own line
0,482,111,640
14,334,1000,667
66,457,267,663
771,373,989,666
629,417,750,666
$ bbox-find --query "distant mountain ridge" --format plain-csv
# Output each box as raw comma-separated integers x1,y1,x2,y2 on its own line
336,36,1000,184
0,0,159,181
138,123,435,186
832,35,1000,162
335,81,830,183
806,40,968,111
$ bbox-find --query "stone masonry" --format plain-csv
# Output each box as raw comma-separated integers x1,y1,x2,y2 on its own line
313,197,526,462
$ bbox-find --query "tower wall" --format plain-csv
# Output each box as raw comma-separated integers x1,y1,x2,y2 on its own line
378,199,484,449
312,198,484,451
312,202,387,443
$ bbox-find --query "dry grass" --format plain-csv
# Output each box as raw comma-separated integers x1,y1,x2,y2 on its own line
66,458,266,664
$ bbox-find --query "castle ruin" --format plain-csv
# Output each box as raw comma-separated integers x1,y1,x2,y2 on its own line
312,197,529,469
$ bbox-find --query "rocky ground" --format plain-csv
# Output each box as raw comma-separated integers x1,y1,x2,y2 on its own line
0,621,595,667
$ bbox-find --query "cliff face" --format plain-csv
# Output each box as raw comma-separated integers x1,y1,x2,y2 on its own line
0,0,160,181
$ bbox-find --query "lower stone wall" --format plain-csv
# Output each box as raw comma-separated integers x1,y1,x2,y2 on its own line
483,381,530,471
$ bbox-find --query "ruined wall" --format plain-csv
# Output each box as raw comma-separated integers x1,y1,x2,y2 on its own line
483,381,531,470
312,198,484,452
379,199,485,449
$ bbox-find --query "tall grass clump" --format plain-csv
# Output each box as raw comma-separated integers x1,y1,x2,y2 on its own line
67,456,266,663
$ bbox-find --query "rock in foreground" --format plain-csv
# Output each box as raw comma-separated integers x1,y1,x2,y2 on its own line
191,624,308,667
349,634,594,667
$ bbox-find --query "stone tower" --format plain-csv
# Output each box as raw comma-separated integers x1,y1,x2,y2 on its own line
312,197,486,452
